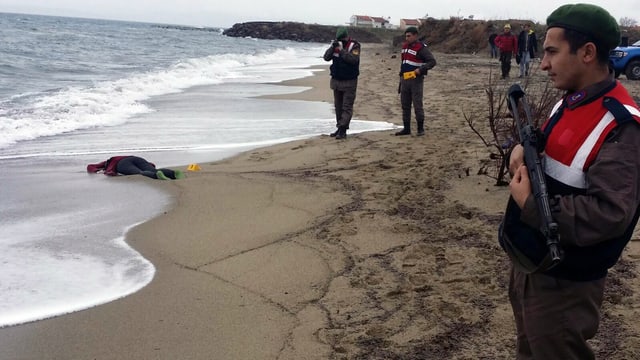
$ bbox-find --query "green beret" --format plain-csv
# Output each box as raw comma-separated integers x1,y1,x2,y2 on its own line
405,26,418,34
336,27,348,40
546,3,620,50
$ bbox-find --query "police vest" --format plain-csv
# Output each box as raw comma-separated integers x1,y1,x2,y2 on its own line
330,40,359,80
401,41,426,73
543,85,640,191
499,83,640,280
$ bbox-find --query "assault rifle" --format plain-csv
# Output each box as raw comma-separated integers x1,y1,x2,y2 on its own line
507,84,563,267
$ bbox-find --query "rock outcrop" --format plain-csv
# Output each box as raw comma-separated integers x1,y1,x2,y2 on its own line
223,22,382,43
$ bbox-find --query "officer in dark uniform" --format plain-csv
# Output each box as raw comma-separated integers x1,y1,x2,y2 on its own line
500,4,640,359
323,27,360,140
396,26,436,136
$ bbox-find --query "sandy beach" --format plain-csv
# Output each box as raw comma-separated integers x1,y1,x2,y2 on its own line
2,43,640,359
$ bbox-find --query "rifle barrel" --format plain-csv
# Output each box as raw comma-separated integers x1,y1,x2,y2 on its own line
507,85,564,267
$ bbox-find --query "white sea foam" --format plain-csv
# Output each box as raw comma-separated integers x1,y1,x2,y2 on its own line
0,46,325,149
0,228,155,328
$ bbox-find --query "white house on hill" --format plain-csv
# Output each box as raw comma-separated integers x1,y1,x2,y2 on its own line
400,18,422,30
349,15,391,28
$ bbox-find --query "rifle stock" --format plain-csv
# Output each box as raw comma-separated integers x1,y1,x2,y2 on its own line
507,84,563,267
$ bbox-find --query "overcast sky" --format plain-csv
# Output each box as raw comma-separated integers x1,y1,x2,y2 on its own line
1,0,638,28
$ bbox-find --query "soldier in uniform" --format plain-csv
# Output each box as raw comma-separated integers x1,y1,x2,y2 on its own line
501,4,640,359
323,27,360,140
396,26,436,136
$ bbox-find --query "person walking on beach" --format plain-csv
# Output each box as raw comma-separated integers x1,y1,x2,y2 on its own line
323,26,360,140
494,24,518,79
517,23,538,77
396,26,436,136
500,4,640,359
87,155,185,180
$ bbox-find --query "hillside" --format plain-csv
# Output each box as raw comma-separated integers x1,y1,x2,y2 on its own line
224,19,640,54
414,17,640,54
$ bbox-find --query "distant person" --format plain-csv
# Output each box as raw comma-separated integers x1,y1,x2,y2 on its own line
500,3,640,359
323,26,361,140
488,31,498,58
517,23,538,77
396,26,436,136
495,24,518,79
87,155,185,180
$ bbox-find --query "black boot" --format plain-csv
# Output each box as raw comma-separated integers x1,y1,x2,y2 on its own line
396,119,411,136
335,126,347,140
329,122,340,137
417,121,425,136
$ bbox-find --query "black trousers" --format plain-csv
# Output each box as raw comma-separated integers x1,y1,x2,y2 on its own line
400,77,425,132
500,52,513,78
116,156,176,179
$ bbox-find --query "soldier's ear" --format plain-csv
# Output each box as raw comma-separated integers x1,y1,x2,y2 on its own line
580,42,598,64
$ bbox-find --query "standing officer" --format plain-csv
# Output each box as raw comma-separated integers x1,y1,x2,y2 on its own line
323,27,360,140
501,4,640,359
396,26,436,136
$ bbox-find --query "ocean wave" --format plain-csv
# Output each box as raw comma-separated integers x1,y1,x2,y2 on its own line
0,45,325,150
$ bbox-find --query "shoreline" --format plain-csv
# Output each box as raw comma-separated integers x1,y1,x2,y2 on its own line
3,43,640,359
259,65,334,103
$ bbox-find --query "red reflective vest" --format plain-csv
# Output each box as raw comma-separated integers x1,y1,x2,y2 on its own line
542,83,640,190
401,41,425,73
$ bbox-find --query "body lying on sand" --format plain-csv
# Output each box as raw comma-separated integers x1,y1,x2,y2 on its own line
87,155,185,180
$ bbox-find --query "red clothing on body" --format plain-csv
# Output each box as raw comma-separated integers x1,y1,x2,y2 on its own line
86,156,154,176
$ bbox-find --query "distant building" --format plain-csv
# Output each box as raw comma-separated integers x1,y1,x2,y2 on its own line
370,17,390,29
350,15,373,27
400,19,422,30
350,15,391,29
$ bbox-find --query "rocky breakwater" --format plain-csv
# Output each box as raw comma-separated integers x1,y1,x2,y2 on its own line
223,22,382,43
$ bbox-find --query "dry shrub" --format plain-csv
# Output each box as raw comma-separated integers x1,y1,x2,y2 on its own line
464,74,562,185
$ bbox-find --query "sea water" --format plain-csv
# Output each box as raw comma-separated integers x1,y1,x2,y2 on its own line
0,13,394,327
